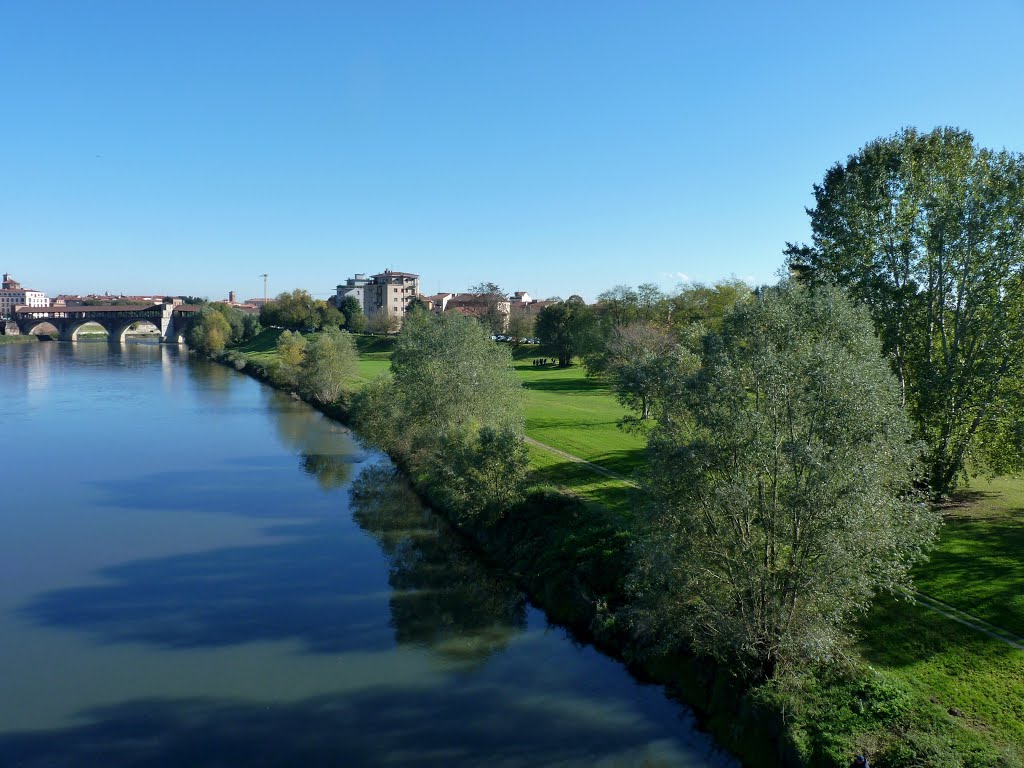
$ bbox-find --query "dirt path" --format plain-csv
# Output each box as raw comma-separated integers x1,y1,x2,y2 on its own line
904,589,1024,651
524,436,637,486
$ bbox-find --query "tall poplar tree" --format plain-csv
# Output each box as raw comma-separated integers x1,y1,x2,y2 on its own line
788,127,1024,495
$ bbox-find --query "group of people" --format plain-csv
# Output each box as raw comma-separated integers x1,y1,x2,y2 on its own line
531,358,553,367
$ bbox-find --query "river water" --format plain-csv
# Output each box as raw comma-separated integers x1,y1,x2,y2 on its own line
0,341,732,767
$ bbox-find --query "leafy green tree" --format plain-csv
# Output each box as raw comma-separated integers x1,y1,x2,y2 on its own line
634,283,938,681
352,311,525,522
406,296,429,314
315,301,344,332
506,312,535,345
467,281,509,334
338,296,366,332
240,312,262,341
260,289,319,331
667,279,751,335
271,329,307,389
365,311,401,335
299,327,358,405
208,302,244,343
585,322,694,422
636,282,666,322
185,307,232,355
535,297,597,367
595,285,639,328
427,426,529,524
787,127,1024,495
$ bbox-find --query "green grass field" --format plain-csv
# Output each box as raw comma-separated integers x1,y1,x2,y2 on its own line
511,346,648,478
851,476,1024,761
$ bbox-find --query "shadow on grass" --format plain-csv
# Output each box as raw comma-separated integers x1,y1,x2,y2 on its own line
858,594,1021,669
912,515,1024,636
599,448,649,477
527,459,643,518
521,377,609,394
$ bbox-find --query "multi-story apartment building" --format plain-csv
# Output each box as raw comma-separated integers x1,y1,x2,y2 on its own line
1,273,48,317
364,270,420,322
330,273,371,310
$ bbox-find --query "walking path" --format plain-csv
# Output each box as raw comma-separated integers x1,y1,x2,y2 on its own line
904,589,1024,651
526,435,1024,652
524,436,637,485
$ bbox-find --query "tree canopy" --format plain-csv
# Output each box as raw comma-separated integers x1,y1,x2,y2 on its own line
633,283,937,680
352,310,526,523
535,297,596,366
260,289,341,332
787,127,1024,495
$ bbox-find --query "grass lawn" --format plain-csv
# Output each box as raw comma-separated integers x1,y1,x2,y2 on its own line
911,474,1024,638
511,346,648,478
525,443,640,519
853,476,1024,761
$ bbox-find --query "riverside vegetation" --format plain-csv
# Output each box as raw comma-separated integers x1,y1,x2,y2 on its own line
187,126,1024,768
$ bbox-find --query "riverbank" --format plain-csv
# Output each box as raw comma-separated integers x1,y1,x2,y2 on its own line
220,330,1024,767
0,333,39,345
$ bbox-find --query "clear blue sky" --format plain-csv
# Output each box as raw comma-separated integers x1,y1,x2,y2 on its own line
2,1,1022,302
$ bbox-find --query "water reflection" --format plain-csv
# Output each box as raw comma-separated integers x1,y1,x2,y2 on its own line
349,465,528,665
266,389,364,490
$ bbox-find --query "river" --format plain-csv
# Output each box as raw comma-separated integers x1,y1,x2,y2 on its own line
0,341,733,767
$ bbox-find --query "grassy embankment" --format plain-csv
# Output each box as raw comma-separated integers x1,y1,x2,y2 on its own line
0,334,39,345
231,329,1024,765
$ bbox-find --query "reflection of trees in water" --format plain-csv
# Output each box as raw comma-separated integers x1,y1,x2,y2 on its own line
299,453,354,490
266,390,362,490
350,465,527,664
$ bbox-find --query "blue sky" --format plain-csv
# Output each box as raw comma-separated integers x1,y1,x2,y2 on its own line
2,1,1022,302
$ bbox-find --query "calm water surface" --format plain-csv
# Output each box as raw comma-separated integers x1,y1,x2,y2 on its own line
0,342,733,767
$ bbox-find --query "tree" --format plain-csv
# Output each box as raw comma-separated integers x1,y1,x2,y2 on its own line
365,311,401,335
315,301,344,332
667,279,751,335
636,282,666,322
338,296,366,333
271,329,307,389
466,281,509,334
185,307,232,355
241,312,262,341
389,311,523,448
406,296,429,314
787,127,1024,496
585,322,692,422
535,297,597,367
260,289,319,331
299,327,358,405
208,302,244,343
427,426,529,524
352,310,526,522
633,283,938,680
506,312,535,345
595,285,639,329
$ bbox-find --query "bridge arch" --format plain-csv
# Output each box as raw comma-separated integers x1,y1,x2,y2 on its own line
21,319,60,338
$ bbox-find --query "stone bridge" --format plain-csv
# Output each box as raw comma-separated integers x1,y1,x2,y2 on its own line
8,303,202,343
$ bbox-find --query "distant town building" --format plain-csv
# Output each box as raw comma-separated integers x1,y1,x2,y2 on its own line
1,273,49,317
330,273,371,310
365,271,420,322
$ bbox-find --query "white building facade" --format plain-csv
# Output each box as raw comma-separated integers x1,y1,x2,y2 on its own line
1,273,48,317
